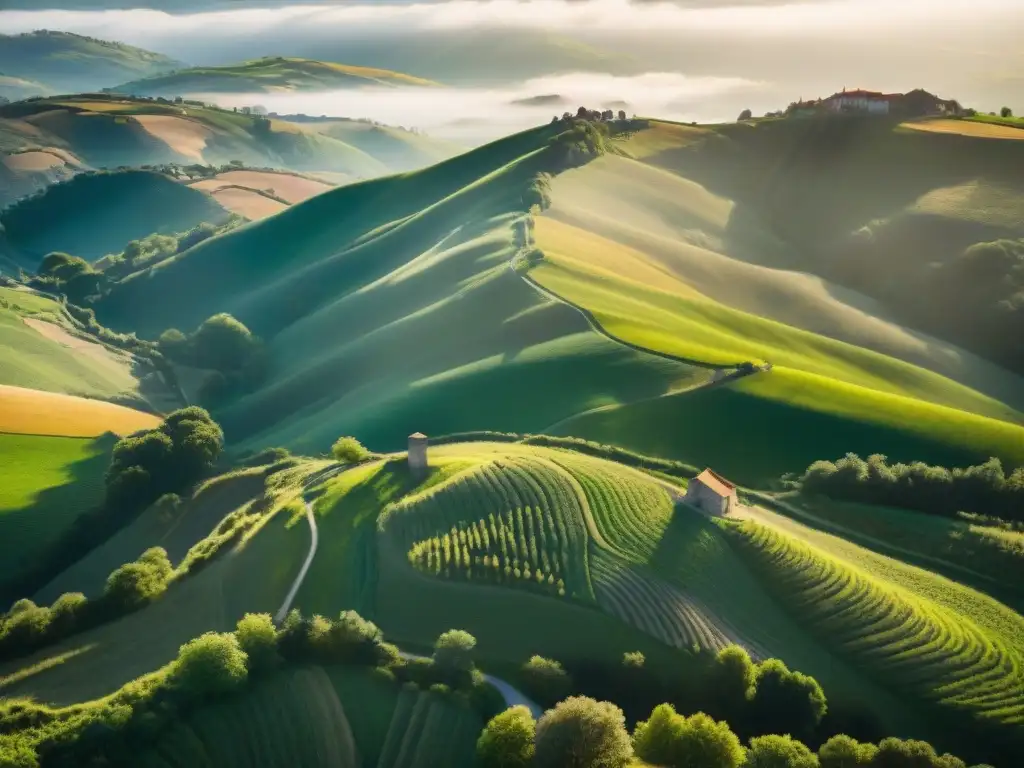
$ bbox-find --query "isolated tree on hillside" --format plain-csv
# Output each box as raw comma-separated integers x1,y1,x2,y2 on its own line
190,313,259,371
1001,106,1013,118
235,613,280,673
738,109,753,121
534,696,633,768
746,734,819,768
332,436,369,464
477,706,536,768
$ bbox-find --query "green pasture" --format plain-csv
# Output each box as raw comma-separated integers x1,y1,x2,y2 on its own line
0,433,110,585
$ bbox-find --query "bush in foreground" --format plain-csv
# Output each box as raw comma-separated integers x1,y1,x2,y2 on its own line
747,734,819,768
169,632,248,698
534,696,632,768
818,734,877,768
477,705,536,768
632,704,745,768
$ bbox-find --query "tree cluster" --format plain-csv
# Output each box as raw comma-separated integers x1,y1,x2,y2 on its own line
29,252,103,305
158,314,269,407
478,697,981,768
797,453,1024,524
0,548,173,662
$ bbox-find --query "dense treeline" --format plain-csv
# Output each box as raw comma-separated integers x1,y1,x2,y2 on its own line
0,408,224,607
478,697,984,768
796,453,1024,523
0,612,501,767
100,217,242,281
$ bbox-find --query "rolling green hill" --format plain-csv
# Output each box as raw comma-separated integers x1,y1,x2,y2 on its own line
113,57,439,97
0,169,230,264
0,31,184,94
85,119,1024,486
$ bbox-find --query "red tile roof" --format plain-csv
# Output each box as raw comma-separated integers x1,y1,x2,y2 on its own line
693,469,737,498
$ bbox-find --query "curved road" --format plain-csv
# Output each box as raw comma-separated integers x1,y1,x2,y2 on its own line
274,463,542,716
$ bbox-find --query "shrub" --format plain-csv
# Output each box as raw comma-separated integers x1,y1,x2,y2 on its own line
747,734,820,768
871,737,966,768
633,704,745,768
1000,107,1013,118
153,493,183,524
47,592,87,635
332,436,369,464
103,560,167,611
235,613,279,673
520,656,572,707
170,632,248,697
157,328,189,362
705,645,756,723
622,651,645,669
818,734,877,768
190,313,258,371
477,706,536,768
749,658,827,741
433,629,477,677
534,696,633,768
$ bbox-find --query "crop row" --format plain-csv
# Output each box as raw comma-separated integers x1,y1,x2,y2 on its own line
728,521,1024,725
553,453,674,564
590,550,736,653
141,667,360,767
383,457,593,598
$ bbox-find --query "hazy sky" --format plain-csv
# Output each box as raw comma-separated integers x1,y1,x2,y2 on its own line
2,0,1021,117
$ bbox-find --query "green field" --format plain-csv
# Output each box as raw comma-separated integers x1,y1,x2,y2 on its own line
0,433,111,584
34,467,269,604
113,56,439,96
725,517,1024,726
134,664,477,768
777,496,1024,599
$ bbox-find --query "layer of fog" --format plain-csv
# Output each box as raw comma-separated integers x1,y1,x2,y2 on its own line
2,0,1021,110
208,72,760,144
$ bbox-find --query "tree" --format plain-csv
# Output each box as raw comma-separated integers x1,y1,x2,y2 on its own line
103,559,168,610
1001,107,1013,118
870,737,966,768
738,109,753,121
749,658,827,740
520,656,572,707
622,651,645,669
157,328,189,362
235,613,279,673
171,632,248,697
190,313,258,371
47,592,87,635
633,704,745,768
332,436,369,464
534,696,633,768
433,629,477,675
705,645,756,723
818,735,877,768
477,706,536,768
747,734,819,768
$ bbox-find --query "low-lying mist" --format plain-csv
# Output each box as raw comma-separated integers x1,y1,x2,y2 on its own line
208,72,760,144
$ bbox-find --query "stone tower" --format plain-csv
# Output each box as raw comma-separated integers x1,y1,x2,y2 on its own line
408,432,429,477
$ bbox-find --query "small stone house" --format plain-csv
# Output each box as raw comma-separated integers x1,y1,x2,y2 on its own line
683,468,738,517
408,432,429,477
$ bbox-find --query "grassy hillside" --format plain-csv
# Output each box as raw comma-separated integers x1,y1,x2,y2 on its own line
0,384,159,437
0,169,229,263
0,74,51,102
725,514,1024,727
0,31,183,94
0,434,113,585
0,96,461,190
114,56,438,96
0,286,151,402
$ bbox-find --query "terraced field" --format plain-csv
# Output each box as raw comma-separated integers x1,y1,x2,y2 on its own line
383,456,593,599
726,520,1024,726
0,384,160,437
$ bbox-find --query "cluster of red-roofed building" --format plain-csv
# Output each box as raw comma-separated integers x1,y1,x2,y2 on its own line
783,88,961,118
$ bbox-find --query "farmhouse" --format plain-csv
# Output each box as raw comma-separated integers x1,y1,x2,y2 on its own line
824,89,895,115
683,468,738,516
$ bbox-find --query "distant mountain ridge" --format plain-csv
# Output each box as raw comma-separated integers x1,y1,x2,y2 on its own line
0,31,184,95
